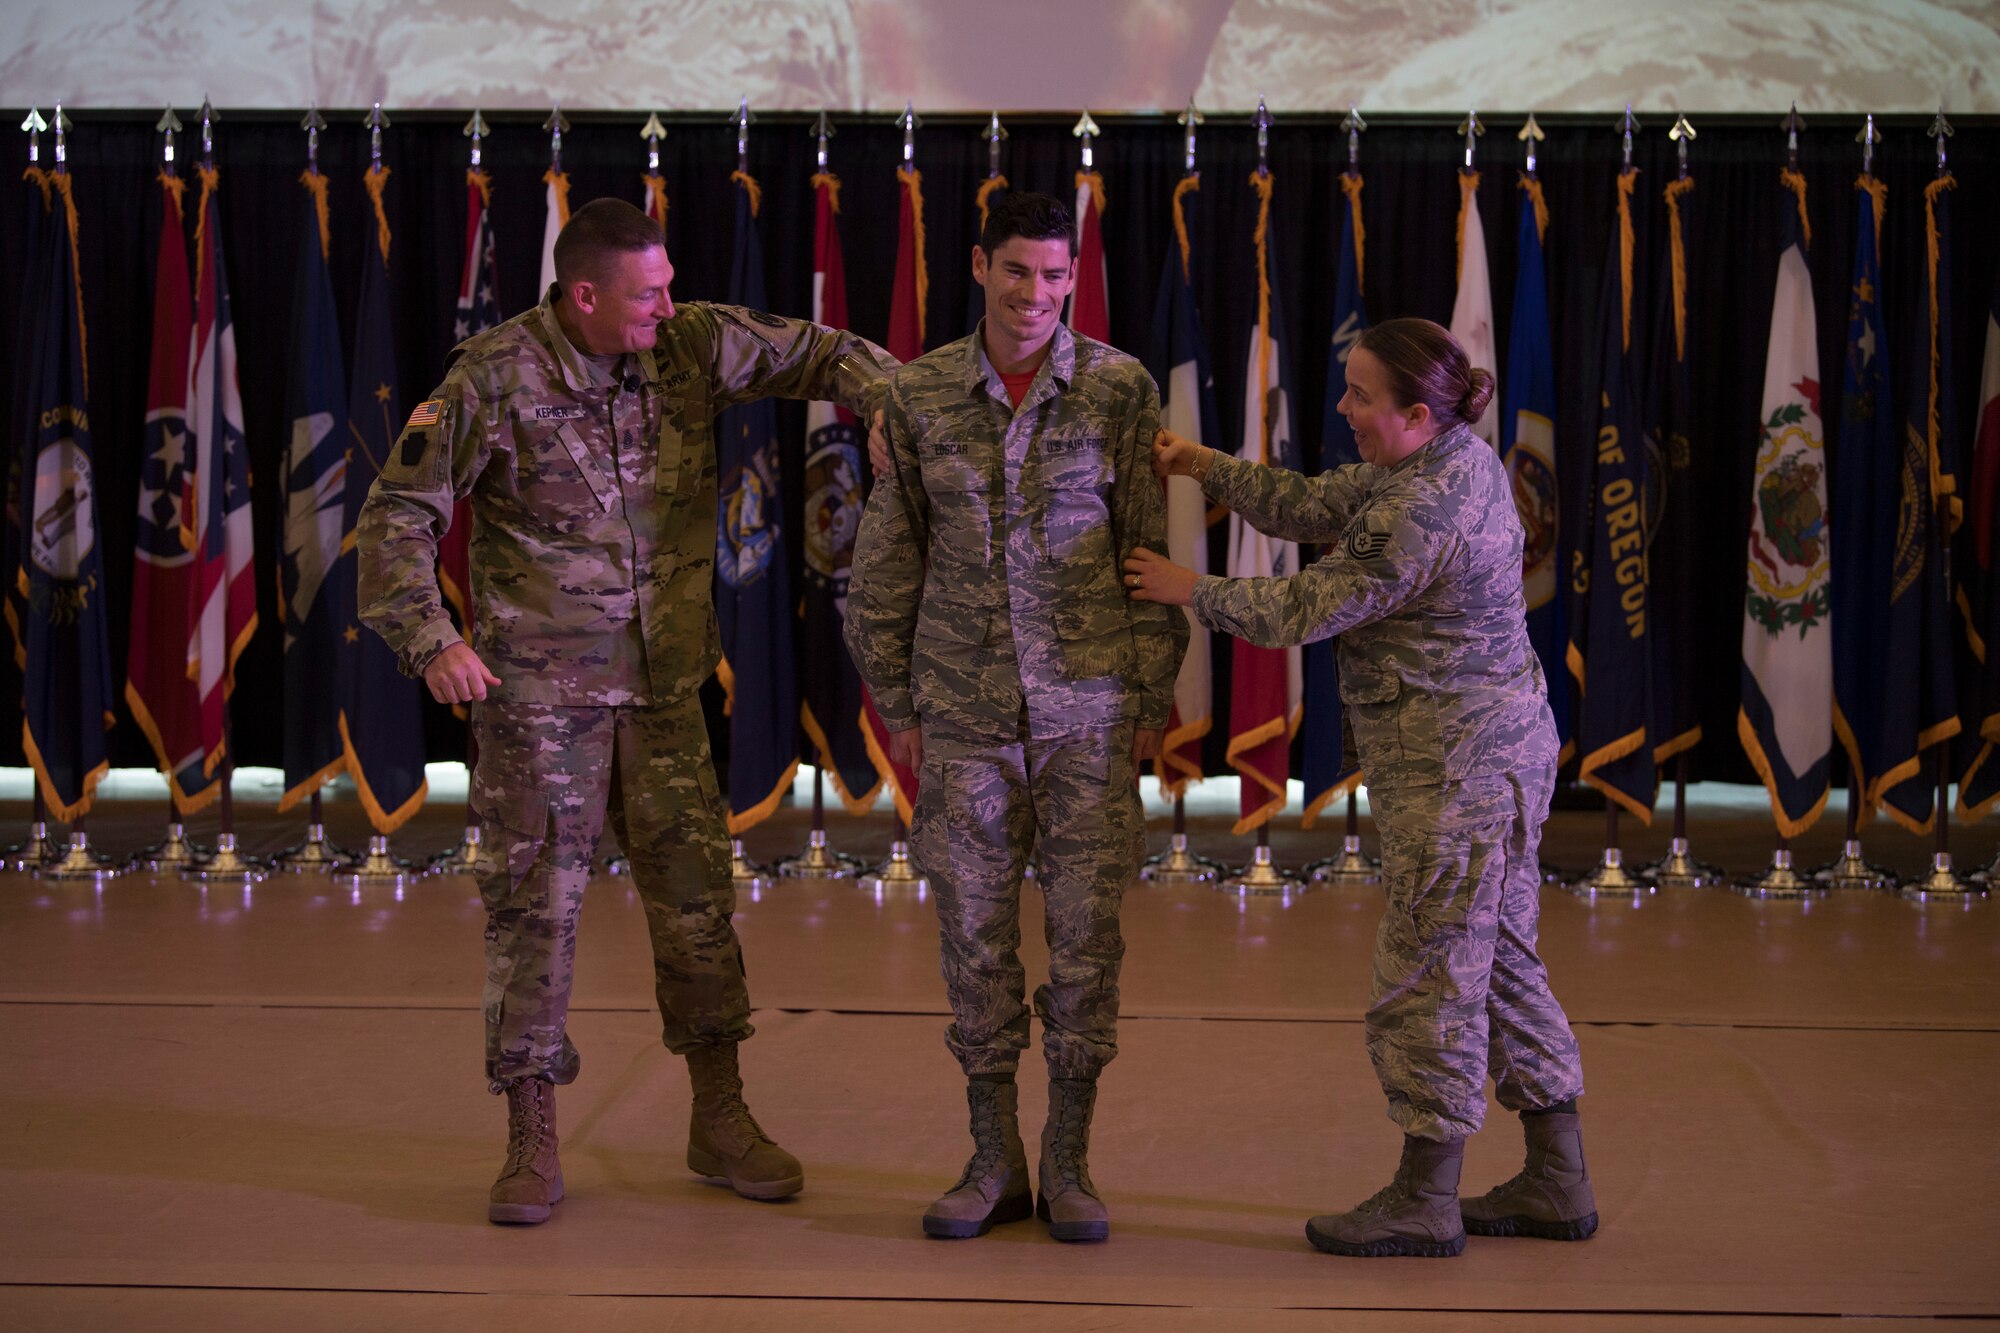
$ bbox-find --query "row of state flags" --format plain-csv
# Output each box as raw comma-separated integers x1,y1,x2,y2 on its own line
11,146,2000,852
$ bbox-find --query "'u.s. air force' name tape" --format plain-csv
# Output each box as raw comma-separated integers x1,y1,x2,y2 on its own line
1346,529,1392,561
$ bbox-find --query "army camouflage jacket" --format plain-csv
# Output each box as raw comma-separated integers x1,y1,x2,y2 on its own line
845,323,1185,743
1192,422,1558,788
357,288,894,705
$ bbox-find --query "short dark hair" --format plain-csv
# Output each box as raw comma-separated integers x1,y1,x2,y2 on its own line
553,198,664,285
978,191,1076,258
1353,318,1496,427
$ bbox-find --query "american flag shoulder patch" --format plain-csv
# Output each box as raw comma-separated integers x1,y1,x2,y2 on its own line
405,399,443,430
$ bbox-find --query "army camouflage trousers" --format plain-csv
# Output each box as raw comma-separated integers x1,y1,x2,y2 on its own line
471,695,749,1093
1364,763,1584,1141
910,718,1143,1081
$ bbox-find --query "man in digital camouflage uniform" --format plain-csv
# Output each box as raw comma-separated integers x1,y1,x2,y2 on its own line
358,199,895,1225
846,192,1186,1244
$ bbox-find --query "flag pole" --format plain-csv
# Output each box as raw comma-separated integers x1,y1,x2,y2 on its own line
778,109,870,885
33,102,122,885
334,101,417,893
425,108,496,882
1810,112,1901,893
1559,106,1650,902
1140,95,1225,888
128,105,212,874
861,101,930,897
1904,107,1983,902
168,96,265,886
1639,111,1728,893
1218,97,1303,897
1733,104,1825,900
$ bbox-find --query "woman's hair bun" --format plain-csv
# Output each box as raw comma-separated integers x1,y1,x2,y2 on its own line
1459,367,1495,423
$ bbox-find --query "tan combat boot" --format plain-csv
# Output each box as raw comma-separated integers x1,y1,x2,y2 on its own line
1306,1136,1466,1258
924,1078,1034,1238
1462,1105,1598,1240
1036,1077,1109,1242
685,1043,804,1200
489,1079,563,1225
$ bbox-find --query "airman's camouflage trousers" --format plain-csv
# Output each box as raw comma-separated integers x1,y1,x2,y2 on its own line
471,696,751,1093
1364,763,1584,1141
911,717,1143,1080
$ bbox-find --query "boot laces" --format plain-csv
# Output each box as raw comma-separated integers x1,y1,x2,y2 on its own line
504,1083,552,1171
954,1090,1009,1187
1049,1092,1092,1186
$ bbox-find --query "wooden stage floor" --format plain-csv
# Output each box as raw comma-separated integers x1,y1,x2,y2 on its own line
3,790,1997,1330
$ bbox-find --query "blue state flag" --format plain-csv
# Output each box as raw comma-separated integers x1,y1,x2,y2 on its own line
1828,181,1896,810
1566,178,1656,823
340,168,429,832
1644,175,1703,767
279,172,351,810
19,170,115,820
714,173,798,832
5,166,54,671
1302,174,1368,824
1875,175,1961,830
1501,174,1567,751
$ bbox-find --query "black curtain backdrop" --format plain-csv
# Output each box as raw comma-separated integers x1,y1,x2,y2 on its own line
1,109,1995,793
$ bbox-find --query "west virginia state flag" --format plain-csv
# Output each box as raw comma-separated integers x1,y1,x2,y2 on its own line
1739,173,1832,838
799,169,880,812
714,171,798,832
126,169,216,811
340,166,429,832
1148,175,1219,797
19,170,115,820
279,170,350,810
1502,172,1567,752
186,166,259,782
1829,178,1897,811
1226,171,1302,835
1956,257,2000,814
1875,174,1961,831
1302,172,1367,826
1566,173,1656,823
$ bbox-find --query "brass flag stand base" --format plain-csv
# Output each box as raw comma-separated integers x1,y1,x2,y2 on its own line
183,832,267,885
336,835,414,890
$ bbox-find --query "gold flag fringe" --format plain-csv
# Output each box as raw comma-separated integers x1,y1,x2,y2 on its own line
898,167,928,344
363,164,392,261
1341,171,1367,282
299,169,332,261
1664,176,1694,360
730,168,762,219
1170,174,1199,282
809,171,840,213
975,174,1007,233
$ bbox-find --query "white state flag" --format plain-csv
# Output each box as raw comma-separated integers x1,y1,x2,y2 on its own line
1449,176,1500,446
1739,196,1832,835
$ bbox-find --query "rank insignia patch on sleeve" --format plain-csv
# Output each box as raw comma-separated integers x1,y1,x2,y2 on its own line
1346,529,1392,561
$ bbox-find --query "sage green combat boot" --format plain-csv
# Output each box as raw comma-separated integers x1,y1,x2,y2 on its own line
685,1043,804,1200
1036,1077,1109,1242
923,1078,1034,1238
1306,1135,1467,1258
1462,1103,1598,1240
489,1078,563,1225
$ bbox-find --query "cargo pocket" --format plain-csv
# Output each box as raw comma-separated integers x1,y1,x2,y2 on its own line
471,781,549,881
1341,660,1402,770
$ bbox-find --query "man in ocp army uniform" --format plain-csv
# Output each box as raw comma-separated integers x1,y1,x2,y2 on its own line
846,192,1186,1244
357,199,895,1226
